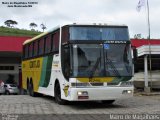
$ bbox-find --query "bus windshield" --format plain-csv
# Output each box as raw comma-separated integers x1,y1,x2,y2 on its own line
69,26,129,41
70,44,132,77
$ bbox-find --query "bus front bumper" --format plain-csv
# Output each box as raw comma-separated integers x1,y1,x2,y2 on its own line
67,86,133,101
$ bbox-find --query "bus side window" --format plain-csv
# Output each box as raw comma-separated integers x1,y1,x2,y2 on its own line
29,43,33,58
43,37,46,54
62,45,70,80
24,45,28,59
23,46,25,59
34,40,38,57
51,34,55,52
38,39,44,55
45,36,51,54
32,41,35,57
53,31,59,52
55,31,59,51
62,26,69,43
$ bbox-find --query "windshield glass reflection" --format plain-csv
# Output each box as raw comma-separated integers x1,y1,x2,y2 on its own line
104,44,132,76
71,44,104,77
70,44,132,77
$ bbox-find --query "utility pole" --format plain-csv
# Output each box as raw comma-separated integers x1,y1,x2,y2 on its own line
144,0,152,93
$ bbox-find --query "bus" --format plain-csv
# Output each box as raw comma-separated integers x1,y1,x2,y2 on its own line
22,23,133,104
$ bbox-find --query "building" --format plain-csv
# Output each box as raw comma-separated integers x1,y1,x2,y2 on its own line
132,39,160,71
131,39,160,90
0,36,31,87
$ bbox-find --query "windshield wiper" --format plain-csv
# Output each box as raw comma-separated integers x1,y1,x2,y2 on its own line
106,58,121,78
89,57,101,78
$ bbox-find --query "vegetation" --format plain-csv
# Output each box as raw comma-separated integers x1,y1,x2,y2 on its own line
29,22,38,30
4,20,18,28
0,26,41,37
40,23,47,32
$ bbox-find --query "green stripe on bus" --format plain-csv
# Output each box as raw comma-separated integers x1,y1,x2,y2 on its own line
39,56,53,87
44,56,53,87
39,57,47,87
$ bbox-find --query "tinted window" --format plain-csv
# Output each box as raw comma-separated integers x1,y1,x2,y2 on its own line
62,26,69,43
33,41,38,56
29,43,33,57
104,44,132,76
38,39,44,55
51,34,54,51
62,44,70,80
70,44,132,77
45,36,51,53
24,45,29,58
53,31,59,51
69,27,129,40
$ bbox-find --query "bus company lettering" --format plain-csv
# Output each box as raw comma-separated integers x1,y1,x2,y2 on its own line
105,40,127,44
29,60,40,68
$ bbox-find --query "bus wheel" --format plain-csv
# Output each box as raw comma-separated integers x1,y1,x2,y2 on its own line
101,100,115,105
27,81,30,95
54,82,66,105
29,82,36,97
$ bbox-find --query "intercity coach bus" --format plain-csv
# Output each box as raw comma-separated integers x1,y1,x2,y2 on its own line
22,23,133,104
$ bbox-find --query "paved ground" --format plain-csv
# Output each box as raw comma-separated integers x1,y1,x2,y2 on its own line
0,94,160,120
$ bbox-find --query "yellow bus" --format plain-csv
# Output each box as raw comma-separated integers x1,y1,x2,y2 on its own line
22,23,133,104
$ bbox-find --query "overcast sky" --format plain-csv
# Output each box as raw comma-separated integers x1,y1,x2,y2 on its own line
0,0,160,39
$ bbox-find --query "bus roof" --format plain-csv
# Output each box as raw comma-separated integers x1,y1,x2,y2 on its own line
23,23,128,45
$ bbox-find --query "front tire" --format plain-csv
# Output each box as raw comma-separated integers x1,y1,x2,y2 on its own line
29,82,37,97
27,81,30,95
54,82,66,105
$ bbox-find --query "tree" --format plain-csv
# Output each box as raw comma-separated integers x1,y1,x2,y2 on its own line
40,23,47,32
29,22,37,30
12,21,18,27
4,20,18,28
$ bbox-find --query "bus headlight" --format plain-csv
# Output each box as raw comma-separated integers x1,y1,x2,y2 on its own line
77,91,89,99
77,91,88,96
127,90,132,94
122,90,132,94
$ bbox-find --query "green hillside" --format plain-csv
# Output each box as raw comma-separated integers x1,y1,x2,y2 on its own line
0,26,41,37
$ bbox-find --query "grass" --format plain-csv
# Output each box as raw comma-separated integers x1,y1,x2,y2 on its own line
0,26,42,37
